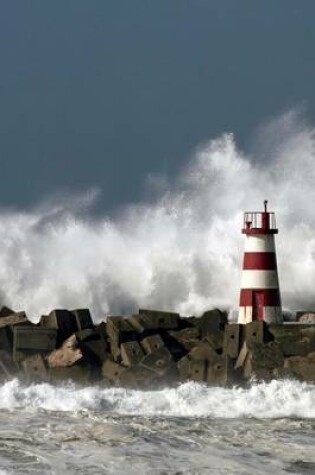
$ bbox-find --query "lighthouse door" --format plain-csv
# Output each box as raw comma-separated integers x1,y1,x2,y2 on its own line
252,291,264,321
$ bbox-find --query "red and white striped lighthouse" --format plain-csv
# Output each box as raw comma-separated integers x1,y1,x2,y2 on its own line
238,201,282,324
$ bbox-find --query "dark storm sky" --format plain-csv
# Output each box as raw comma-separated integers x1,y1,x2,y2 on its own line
1,1,315,210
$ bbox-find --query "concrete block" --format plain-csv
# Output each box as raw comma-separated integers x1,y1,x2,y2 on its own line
106,316,137,344
199,309,227,338
128,309,179,333
71,308,94,332
206,355,228,386
101,359,124,385
268,324,315,356
167,327,200,352
284,352,315,383
296,312,315,323
243,321,265,347
242,341,284,379
234,342,249,370
0,326,13,353
40,309,77,343
120,341,144,367
13,327,57,363
0,350,19,378
139,347,175,376
177,356,206,382
0,306,14,318
21,354,49,382
141,334,164,354
0,312,28,329
49,365,90,383
188,340,219,362
223,324,240,359
46,334,82,367
119,365,157,389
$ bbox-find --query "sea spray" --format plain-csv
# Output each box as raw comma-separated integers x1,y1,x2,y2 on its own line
0,111,314,319
1,378,315,419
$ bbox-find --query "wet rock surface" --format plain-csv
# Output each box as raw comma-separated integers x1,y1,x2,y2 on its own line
0,306,314,387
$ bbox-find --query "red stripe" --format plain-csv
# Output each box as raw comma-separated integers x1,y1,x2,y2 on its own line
243,252,277,270
239,289,281,306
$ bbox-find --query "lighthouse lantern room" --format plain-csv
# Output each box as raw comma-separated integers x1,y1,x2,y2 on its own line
238,201,283,324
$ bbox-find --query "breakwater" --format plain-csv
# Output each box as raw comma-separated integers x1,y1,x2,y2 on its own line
0,306,314,386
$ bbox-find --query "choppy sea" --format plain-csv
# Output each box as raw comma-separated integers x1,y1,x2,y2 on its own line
0,379,313,474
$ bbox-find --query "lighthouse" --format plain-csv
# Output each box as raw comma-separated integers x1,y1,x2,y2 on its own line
238,201,282,324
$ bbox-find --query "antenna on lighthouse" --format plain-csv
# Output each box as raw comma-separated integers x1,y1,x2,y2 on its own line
238,201,282,324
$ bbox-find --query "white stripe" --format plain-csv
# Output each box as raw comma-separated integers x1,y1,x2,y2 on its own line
241,270,279,289
244,235,276,253
238,306,282,324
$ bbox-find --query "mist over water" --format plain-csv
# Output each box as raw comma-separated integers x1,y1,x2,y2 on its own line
0,110,315,321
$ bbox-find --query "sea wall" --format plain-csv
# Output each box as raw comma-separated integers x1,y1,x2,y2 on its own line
0,306,314,387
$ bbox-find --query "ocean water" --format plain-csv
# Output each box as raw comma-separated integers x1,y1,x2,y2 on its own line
0,379,314,474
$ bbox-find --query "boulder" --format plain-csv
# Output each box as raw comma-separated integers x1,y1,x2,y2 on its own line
296,312,315,323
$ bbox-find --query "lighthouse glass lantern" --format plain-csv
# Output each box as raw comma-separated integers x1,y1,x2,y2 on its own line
238,201,282,324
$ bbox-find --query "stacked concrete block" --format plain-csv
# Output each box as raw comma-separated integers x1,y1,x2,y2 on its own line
128,309,179,334
106,316,137,360
223,324,240,359
13,327,57,363
141,334,164,354
120,341,144,367
46,334,83,367
21,354,49,382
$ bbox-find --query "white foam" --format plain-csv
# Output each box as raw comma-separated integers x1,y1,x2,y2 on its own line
0,109,314,319
1,379,315,419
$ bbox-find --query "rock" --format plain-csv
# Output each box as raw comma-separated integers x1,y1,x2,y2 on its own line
46,334,82,367
120,341,144,367
223,323,240,359
13,327,57,363
141,334,164,354
178,357,206,382
21,354,49,382
0,327,13,354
